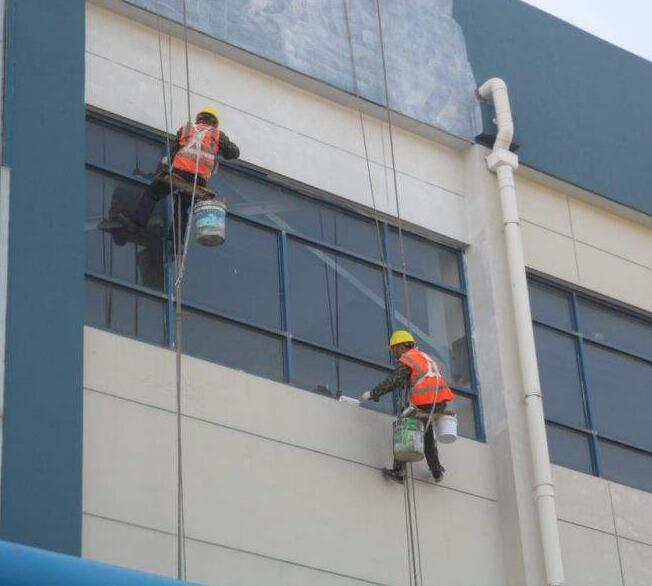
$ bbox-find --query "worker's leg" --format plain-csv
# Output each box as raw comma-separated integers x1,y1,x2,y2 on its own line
424,403,446,482
424,426,444,482
131,178,168,227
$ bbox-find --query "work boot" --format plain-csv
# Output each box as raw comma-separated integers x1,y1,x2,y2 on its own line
382,467,406,484
431,465,445,483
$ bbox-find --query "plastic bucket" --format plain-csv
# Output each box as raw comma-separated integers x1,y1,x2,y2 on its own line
435,413,458,444
393,418,425,462
194,199,226,246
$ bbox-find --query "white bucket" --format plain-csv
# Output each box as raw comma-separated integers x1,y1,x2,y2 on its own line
435,414,458,444
194,199,226,246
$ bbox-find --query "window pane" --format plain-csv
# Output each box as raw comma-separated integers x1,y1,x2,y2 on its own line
546,424,593,475
85,171,164,292
392,277,470,388
388,229,460,287
291,343,394,415
578,299,652,361
94,123,163,180
600,441,652,493
184,311,284,382
85,279,107,329
85,279,165,345
289,241,389,363
135,296,166,346
451,393,476,440
184,218,281,329
214,168,381,259
533,325,586,427
584,344,652,450
528,280,573,330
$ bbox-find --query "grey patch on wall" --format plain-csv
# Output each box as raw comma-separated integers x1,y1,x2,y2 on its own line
127,0,481,141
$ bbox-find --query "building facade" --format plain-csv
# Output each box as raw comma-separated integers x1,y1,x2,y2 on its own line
1,1,652,585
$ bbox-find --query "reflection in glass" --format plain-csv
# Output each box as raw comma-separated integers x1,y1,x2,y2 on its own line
546,423,593,475
392,277,470,388
184,218,281,329
584,344,652,451
579,299,652,361
534,325,586,428
292,343,394,415
289,242,389,364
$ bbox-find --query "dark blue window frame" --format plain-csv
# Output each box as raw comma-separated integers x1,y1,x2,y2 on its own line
529,274,652,492
84,111,484,440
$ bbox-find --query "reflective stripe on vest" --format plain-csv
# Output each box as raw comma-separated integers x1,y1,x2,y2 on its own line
398,348,455,406
173,123,221,180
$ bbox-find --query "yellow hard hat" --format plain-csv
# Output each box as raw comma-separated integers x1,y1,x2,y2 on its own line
389,330,415,347
197,106,219,124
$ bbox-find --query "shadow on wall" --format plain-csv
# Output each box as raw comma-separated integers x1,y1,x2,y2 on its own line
127,0,482,140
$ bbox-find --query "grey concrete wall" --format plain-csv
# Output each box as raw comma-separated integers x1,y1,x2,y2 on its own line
124,0,481,141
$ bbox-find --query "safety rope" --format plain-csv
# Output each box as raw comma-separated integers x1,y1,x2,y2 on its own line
154,1,202,580
343,2,423,585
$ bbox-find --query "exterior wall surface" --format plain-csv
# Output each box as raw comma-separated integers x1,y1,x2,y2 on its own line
83,326,504,585
516,174,652,314
81,3,652,586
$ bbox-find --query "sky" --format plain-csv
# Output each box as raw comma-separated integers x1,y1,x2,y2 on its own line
521,0,652,62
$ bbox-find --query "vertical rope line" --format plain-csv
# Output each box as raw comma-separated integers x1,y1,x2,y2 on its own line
342,0,389,288
374,0,412,328
182,0,192,123
155,1,188,579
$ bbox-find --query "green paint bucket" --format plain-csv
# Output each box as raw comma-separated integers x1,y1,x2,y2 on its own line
393,417,425,462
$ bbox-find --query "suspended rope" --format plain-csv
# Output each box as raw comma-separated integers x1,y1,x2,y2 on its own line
343,2,423,585
154,0,203,579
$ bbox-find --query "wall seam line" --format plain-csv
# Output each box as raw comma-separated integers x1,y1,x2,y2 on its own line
82,511,392,586
85,50,468,200
83,385,497,502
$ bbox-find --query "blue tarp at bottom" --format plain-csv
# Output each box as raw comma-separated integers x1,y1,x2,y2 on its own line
0,540,200,585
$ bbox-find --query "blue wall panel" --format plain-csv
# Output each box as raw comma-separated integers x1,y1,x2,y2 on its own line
455,0,652,216
1,0,85,555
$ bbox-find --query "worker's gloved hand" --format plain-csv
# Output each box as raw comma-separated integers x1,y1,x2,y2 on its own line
361,391,372,401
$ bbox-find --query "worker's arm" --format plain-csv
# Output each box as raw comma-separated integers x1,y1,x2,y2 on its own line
367,364,411,401
219,132,240,160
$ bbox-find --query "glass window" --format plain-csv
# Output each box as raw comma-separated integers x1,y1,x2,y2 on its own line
84,118,480,440
583,344,652,451
184,218,282,329
291,343,394,415
184,311,284,382
392,277,470,388
533,325,586,428
85,279,165,345
452,393,476,440
600,441,652,493
546,423,593,475
529,275,652,492
288,241,389,363
529,280,573,330
578,299,652,361
388,229,460,288
214,170,382,259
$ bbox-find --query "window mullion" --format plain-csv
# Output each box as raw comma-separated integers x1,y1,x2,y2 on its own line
572,291,601,476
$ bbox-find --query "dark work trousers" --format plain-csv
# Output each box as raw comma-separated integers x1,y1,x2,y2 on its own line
394,402,446,479
131,170,207,251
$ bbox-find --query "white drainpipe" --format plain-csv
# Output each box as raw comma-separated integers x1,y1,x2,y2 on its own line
477,78,565,586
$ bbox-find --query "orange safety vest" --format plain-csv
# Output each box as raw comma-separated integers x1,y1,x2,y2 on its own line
173,123,222,180
399,347,455,406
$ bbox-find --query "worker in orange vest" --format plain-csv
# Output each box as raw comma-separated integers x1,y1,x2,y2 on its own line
362,330,454,483
116,106,239,239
